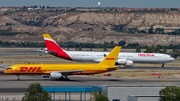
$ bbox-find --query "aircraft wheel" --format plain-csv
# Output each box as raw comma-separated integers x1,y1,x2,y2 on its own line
17,75,20,80
161,63,164,68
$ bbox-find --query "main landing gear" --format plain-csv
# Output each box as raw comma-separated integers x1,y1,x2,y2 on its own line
17,75,20,80
61,75,70,81
161,63,164,68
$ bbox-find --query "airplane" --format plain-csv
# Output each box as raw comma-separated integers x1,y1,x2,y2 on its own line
42,34,175,68
4,46,121,80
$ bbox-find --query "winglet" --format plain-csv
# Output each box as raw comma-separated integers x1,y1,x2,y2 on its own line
98,46,121,66
42,33,72,60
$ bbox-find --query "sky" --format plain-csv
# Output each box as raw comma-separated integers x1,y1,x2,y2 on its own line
0,0,180,8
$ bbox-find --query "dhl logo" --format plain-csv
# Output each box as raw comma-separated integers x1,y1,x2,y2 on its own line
19,67,42,72
105,58,115,60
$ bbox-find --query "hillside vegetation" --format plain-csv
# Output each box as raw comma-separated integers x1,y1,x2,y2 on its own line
0,10,180,46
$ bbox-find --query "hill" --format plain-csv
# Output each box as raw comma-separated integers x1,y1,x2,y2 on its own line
0,11,180,46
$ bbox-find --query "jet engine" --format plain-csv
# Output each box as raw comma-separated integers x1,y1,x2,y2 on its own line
116,59,127,65
123,60,133,67
50,72,63,79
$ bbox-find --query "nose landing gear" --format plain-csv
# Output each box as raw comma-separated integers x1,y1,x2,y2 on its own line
17,75,20,80
161,63,164,68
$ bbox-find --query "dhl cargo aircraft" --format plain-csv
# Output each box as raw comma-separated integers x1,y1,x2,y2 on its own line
43,34,174,68
4,46,121,80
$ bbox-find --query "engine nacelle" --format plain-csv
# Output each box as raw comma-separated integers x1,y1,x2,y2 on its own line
50,72,63,79
116,59,127,65
123,60,133,67
44,50,48,54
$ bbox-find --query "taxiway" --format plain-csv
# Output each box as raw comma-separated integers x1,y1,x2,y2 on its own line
0,74,180,93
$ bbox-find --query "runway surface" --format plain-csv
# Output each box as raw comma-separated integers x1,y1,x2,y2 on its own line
121,66,180,70
1,75,180,93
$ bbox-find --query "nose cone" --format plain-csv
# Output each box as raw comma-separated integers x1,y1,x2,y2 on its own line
165,54,175,62
167,56,175,62
4,69,13,74
170,57,175,62
4,66,15,74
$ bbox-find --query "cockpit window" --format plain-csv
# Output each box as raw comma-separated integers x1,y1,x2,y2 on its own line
6,68,12,70
168,55,173,58
165,52,177,58
166,54,172,58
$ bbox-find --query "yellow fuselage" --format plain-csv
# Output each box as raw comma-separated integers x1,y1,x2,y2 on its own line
4,64,119,75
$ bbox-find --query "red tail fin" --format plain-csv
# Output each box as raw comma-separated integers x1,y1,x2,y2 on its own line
43,34,72,60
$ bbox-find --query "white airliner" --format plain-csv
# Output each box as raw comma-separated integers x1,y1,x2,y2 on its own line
43,34,175,68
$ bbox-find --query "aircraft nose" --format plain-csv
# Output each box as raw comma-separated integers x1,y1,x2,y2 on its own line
170,57,175,61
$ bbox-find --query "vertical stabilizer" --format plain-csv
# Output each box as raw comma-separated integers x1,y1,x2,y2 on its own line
98,46,121,66
43,34,72,60
43,34,62,51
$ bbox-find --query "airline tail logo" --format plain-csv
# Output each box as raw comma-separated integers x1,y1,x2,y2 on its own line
43,34,72,60
20,67,42,72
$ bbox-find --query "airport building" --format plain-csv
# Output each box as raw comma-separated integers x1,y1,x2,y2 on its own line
0,86,165,101
106,86,164,101
42,86,165,101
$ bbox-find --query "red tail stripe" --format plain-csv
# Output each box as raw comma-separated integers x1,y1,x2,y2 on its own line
44,40,72,60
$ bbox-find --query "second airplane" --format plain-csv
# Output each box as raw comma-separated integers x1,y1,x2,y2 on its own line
43,34,175,68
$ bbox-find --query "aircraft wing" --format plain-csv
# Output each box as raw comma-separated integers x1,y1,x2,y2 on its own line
50,70,83,75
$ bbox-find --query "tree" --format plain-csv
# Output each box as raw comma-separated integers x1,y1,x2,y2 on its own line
127,43,139,48
103,46,108,51
90,47,93,51
172,49,180,57
22,82,51,101
154,45,161,53
118,41,126,47
136,46,141,52
90,91,109,101
159,86,180,101
161,47,167,53
144,46,154,53
110,41,115,48
155,28,164,34
112,24,126,33
78,47,82,51
139,29,147,33
148,26,154,34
